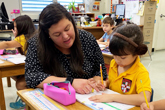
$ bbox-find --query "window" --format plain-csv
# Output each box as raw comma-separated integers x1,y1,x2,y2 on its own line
21,0,53,11
57,0,84,7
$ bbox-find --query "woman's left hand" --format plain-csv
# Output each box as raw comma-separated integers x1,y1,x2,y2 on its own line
89,93,115,103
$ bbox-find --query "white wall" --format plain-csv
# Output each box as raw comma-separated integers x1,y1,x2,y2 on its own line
87,0,111,17
0,0,20,21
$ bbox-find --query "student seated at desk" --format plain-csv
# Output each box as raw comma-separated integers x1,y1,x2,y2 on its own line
141,99,165,110
97,17,114,48
25,3,107,94
89,22,151,106
0,15,36,109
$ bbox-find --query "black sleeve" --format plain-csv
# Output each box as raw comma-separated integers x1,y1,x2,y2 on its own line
89,33,107,80
79,30,107,80
25,37,51,88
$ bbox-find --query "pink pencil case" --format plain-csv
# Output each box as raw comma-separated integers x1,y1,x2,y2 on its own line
44,81,76,105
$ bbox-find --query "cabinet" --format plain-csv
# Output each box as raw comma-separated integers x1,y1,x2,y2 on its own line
140,1,157,55
71,13,95,18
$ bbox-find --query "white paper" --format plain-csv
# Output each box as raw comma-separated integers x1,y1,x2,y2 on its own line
125,0,139,18
76,89,135,110
0,54,26,64
112,0,119,4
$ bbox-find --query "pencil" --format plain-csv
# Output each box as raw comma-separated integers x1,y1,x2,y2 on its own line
140,79,149,108
100,64,103,85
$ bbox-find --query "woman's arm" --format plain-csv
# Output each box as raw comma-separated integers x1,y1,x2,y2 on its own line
25,37,98,94
0,40,21,49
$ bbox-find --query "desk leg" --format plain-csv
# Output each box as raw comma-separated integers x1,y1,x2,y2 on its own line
7,77,11,87
25,104,31,110
0,76,6,110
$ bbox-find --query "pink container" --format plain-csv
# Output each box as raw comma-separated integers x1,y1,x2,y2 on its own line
13,9,20,13
44,81,76,106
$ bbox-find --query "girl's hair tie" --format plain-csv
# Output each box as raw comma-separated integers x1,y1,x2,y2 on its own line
113,33,138,48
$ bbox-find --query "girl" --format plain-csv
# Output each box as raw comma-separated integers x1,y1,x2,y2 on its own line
97,17,114,48
0,15,35,90
0,15,35,109
89,22,151,106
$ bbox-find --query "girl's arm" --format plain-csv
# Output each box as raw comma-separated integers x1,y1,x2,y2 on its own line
111,91,151,106
97,38,104,42
89,91,151,106
141,99,165,110
0,40,21,49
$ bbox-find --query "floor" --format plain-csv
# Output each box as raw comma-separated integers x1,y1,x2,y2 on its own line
2,50,165,110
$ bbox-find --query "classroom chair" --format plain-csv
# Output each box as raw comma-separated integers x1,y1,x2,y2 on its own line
144,41,152,61
150,88,154,102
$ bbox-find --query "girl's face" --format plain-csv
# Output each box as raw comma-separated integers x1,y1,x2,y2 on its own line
113,54,138,67
102,23,113,33
13,22,18,37
48,18,75,54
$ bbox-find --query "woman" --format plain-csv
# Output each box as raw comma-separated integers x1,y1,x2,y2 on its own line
25,3,107,94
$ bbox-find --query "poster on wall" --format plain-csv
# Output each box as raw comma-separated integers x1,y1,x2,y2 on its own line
92,2,100,11
125,0,139,18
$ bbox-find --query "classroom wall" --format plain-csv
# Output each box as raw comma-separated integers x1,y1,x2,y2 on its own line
0,0,19,21
88,0,111,17
0,0,111,21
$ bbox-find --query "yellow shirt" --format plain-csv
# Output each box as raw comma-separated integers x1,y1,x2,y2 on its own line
108,56,151,94
14,34,26,54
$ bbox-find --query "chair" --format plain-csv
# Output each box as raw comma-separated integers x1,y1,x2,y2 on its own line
150,88,154,102
143,41,152,61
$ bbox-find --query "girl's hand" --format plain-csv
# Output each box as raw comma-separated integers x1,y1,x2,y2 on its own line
140,102,154,110
12,29,17,37
95,80,106,91
89,93,115,103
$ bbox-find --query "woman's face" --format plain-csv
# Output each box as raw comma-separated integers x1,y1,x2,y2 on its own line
48,18,75,54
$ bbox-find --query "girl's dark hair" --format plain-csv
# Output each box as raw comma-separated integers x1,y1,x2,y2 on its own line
14,15,35,55
38,3,85,77
103,17,114,26
109,21,147,56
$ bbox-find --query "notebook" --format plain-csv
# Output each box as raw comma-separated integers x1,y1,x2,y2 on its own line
0,54,26,64
76,89,135,110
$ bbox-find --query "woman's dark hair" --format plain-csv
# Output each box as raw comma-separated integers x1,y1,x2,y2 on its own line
38,3,85,77
103,17,114,26
14,15,35,55
109,21,147,56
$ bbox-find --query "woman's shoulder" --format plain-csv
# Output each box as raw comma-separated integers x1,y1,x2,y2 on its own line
28,34,38,45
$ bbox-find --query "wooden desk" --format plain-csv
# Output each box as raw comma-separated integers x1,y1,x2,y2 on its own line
78,27,104,40
102,53,113,65
0,30,12,33
17,89,140,110
0,60,25,110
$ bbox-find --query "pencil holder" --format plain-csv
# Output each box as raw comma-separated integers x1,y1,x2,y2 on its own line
44,81,76,105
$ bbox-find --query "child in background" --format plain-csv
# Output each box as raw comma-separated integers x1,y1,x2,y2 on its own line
97,17,114,48
0,15,36,109
89,22,151,106
141,99,165,110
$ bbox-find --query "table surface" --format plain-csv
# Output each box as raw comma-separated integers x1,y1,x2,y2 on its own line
17,89,140,110
0,60,25,110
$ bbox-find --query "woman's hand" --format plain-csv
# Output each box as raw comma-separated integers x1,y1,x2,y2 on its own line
140,102,154,110
72,79,95,94
89,93,116,103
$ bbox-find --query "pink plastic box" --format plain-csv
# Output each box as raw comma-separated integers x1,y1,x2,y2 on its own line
44,81,76,105
13,9,20,13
